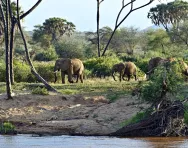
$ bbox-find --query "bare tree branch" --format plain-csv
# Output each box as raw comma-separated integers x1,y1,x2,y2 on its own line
20,0,42,19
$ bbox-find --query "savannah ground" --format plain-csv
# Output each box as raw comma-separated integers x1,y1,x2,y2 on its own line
0,77,151,136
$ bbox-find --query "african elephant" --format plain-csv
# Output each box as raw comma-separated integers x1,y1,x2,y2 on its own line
112,62,126,82
54,58,84,84
123,62,137,81
147,57,175,78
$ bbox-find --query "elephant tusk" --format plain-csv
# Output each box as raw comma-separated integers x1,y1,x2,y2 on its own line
54,70,58,73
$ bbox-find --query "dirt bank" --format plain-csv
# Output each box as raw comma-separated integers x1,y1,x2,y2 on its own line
0,93,149,136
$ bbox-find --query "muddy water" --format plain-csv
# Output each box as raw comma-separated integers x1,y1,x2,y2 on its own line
1,135,188,148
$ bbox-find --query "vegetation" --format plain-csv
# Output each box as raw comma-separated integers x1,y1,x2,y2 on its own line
32,87,49,95
0,121,15,134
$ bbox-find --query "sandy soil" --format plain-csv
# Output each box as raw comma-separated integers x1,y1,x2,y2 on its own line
0,93,149,136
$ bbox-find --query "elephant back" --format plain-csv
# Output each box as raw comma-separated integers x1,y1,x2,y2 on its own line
148,57,163,72
112,62,125,73
124,62,137,75
71,58,84,74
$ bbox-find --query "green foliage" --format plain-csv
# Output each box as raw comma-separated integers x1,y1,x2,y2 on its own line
34,47,58,61
0,121,15,134
14,60,31,82
120,109,152,127
84,56,121,77
32,87,49,95
32,17,76,45
135,58,149,73
55,37,85,59
33,62,56,83
0,60,6,82
141,61,183,102
184,110,188,125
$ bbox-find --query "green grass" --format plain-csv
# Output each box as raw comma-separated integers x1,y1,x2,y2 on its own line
120,109,152,127
0,78,139,101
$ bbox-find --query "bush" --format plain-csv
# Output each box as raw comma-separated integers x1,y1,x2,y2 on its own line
34,47,58,61
0,60,6,82
55,38,85,59
32,87,49,95
141,61,183,103
33,62,55,82
84,56,121,77
14,60,31,82
120,109,152,127
0,121,15,134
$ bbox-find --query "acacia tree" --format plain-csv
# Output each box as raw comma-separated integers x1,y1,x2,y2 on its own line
147,0,188,45
32,17,76,47
100,0,155,56
148,1,188,32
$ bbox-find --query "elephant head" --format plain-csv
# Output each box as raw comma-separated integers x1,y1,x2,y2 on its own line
54,58,74,83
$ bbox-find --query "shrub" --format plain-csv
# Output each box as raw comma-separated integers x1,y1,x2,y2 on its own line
34,62,55,82
84,56,121,77
0,121,15,134
141,61,183,103
120,109,152,127
0,60,6,82
14,60,31,82
34,47,58,61
32,87,49,95
55,38,85,59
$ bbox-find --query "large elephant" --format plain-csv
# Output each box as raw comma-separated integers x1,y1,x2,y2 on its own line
54,58,84,84
147,57,176,78
112,62,126,82
123,62,137,81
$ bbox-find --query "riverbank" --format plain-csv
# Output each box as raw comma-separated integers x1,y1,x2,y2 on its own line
0,93,149,136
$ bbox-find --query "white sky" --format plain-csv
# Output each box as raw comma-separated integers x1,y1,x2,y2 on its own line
20,0,174,32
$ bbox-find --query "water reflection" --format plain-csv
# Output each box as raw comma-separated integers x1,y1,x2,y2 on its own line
0,135,188,148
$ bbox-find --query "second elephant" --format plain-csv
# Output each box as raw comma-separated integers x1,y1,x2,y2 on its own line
123,62,137,81
54,58,84,84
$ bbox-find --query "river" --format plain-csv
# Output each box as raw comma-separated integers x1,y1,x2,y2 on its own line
1,135,188,148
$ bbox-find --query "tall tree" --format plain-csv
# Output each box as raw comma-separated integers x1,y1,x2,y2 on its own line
32,17,76,47
101,0,155,56
148,1,188,32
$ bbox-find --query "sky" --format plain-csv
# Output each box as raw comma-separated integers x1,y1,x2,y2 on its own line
20,0,173,32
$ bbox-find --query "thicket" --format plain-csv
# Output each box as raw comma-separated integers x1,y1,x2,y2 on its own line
141,61,184,103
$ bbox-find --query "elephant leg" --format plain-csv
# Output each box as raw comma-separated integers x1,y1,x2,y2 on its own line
112,72,117,81
61,72,65,84
119,73,122,82
134,74,137,81
127,75,131,81
76,74,79,83
80,74,84,83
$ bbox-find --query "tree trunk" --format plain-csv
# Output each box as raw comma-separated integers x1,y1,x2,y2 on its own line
1,0,13,99
10,20,16,84
16,0,57,92
97,0,100,57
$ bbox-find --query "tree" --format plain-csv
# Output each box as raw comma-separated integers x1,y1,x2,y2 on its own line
169,20,188,47
148,1,188,46
32,17,76,47
148,1,188,32
100,0,155,56
115,27,139,55
0,0,57,99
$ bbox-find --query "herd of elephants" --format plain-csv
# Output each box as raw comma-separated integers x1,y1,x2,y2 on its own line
53,57,188,84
